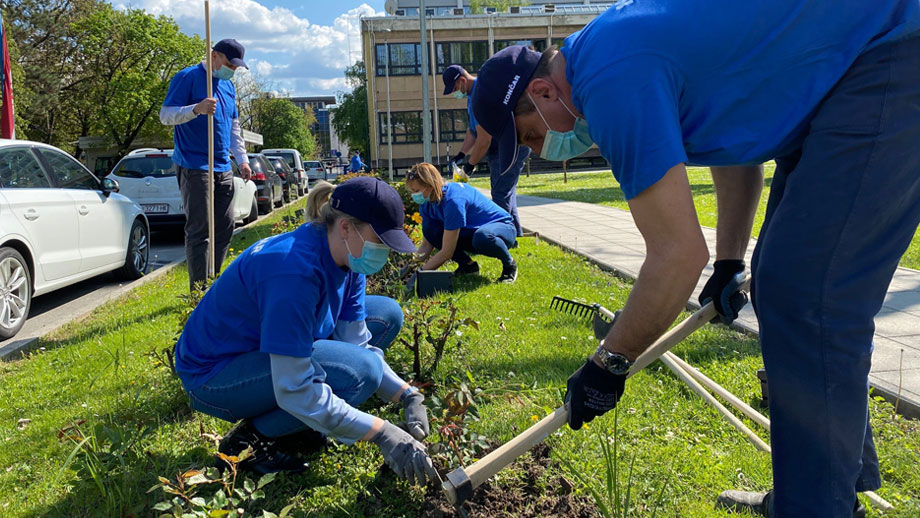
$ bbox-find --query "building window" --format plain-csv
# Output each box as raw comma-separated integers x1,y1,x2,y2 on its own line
379,111,425,144
494,39,539,53
439,109,468,142
533,38,567,52
436,41,489,74
376,43,422,76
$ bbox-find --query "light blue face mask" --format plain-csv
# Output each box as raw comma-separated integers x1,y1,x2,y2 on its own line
529,93,594,162
411,192,429,204
214,65,235,81
452,89,467,100
344,224,390,275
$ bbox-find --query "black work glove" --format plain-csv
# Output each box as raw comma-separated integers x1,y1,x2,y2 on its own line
564,358,627,431
698,259,749,325
451,151,466,164
462,162,475,174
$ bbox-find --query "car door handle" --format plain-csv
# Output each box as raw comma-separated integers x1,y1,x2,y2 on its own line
78,205,89,216
24,209,39,221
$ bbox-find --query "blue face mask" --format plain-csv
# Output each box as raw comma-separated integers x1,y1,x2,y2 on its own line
452,89,467,100
411,192,429,204
530,93,594,162
344,224,390,275
214,65,235,81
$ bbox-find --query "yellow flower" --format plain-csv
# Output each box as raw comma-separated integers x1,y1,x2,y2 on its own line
531,415,539,422
411,212,422,224
583,423,590,429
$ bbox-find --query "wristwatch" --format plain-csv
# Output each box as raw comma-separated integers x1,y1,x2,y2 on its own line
594,345,632,376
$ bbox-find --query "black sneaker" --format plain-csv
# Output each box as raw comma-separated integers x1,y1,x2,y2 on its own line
218,421,309,474
716,490,865,517
275,427,330,456
497,262,518,283
454,261,480,276
509,240,519,249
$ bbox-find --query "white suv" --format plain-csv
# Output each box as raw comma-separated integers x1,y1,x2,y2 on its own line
0,139,150,339
107,149,259,229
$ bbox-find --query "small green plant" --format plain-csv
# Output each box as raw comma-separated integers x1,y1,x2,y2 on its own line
335,171,380,184
562,407,671,518
428,380,491,467
150,278,214,377
396,297,479,381
148,450,292,518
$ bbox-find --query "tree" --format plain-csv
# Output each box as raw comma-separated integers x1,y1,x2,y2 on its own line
469,0,530,14
330,60,369,158
254,98,317,158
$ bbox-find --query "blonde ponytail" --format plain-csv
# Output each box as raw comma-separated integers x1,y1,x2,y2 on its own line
306,180,363,228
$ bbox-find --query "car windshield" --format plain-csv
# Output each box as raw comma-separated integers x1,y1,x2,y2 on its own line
270,159,290,172
247,156,265,173
111,156,175,178
305,161,322,168
265,152,295,169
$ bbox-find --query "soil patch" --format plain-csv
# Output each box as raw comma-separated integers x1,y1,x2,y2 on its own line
358,443,599,517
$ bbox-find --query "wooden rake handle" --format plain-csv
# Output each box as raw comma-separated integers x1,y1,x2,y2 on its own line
442,276,750,505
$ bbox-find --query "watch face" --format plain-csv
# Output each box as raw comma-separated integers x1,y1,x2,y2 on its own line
600,349,631,374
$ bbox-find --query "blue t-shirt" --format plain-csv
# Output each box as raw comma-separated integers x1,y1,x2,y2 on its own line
349,154,366,172
561,0,920,199
162,63,238,172
467,80,500,155
420,182,512,231
175,223,366,389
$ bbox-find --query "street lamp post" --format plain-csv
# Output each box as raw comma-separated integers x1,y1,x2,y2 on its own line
385,29,393,182
419,0,432,163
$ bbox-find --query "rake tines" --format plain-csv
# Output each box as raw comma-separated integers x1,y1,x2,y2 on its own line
549,296,598,319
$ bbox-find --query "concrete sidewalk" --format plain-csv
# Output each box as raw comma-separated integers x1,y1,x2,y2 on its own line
506,192,920,418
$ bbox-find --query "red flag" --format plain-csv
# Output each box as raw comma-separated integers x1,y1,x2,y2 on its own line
1,13,15,140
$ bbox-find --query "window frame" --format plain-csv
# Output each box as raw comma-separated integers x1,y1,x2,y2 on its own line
375,43,423,76
435,41,490,74
438,109,469,143
0,146,54,189
35,147,101,191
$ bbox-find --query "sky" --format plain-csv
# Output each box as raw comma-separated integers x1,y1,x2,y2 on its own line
110,0,388,98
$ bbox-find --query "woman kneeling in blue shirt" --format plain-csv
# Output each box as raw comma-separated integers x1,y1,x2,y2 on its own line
407,162,518,283
174,177,437,484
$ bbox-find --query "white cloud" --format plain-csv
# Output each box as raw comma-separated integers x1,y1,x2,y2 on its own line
114,1,382,95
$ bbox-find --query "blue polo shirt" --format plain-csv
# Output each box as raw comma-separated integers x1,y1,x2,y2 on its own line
175,223,366,390
467,80,500,155
420,182,511,231
162,63,238,172
561,0,920,199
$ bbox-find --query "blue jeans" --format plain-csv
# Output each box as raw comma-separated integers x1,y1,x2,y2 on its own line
488,146,531,237
750,36,920,517
185,295,404,438
422,218,516,269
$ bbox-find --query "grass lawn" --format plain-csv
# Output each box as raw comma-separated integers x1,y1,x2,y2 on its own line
1,201,918,517
470,165,920,270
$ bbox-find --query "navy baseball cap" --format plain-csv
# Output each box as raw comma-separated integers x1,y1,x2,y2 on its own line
330,176,417,253
470,45,541,174
442,64,465,95
213,39,248,69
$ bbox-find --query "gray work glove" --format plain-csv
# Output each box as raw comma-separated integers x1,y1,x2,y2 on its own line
371,421,438,486
402,391,430,440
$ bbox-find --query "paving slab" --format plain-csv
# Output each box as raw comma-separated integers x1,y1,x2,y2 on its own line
493,189,920,418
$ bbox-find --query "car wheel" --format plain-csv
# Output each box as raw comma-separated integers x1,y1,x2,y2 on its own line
117,219,149,280
0,248,32,340
245,195,259,224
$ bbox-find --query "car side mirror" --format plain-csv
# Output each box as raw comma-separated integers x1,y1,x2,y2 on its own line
101,177,119,196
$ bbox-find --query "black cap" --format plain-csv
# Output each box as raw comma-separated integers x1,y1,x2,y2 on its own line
442,64,465,95
470,45,541,174
330,177,417,253
213,39,248,69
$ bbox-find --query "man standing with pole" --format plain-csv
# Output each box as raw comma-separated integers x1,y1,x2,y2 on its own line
160,34,252,290
443,65,530,238
471,1,919,516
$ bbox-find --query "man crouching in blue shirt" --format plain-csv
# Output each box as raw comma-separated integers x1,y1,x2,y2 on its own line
174,177,438,484
160,39,254,291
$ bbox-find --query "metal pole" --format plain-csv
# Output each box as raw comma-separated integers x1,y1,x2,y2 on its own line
204,0,215,279
419,0,432,163
385,33,393,182
430,21,440,166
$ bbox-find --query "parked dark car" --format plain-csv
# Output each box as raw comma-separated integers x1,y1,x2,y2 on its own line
268,157,298,204
235,154,283,214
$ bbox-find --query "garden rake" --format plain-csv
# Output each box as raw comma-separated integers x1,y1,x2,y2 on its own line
549,296,619,341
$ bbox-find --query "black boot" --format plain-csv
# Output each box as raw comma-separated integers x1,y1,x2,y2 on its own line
453,260,480,276
497,261,518,283
218,421,309,474
275,427,330,456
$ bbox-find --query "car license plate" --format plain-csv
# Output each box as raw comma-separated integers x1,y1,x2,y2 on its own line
141,203,169,214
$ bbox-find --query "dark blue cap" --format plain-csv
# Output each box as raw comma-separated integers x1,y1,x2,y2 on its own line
330,176,416,253
470,45,541,174
213,39,248,69
442,64,465,95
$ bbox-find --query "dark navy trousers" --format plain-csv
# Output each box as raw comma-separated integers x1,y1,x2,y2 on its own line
750,35,920,517
487,146,531,237
422,218,516,269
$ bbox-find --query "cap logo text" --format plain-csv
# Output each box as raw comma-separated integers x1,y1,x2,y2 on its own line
502,74,521,105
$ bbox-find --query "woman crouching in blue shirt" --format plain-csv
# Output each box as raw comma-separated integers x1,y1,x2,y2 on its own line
407,162,518,283
174,177,437,484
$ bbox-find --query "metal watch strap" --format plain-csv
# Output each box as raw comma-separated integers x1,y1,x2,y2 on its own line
595,345,632,375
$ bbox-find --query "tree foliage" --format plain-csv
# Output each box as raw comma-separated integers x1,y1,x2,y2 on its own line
253,97,317,159
330,60,369,158
469,0,530,14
